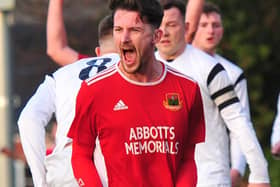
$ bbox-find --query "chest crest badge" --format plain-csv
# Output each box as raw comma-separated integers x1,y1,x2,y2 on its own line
163,93,182,111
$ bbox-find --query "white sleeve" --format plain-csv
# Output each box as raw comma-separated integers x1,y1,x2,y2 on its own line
271,94,280,147
229,131,247,176
230,79,250,176
208,68,269,183
17,75,56,187
223,109,269,183
234,78,251,118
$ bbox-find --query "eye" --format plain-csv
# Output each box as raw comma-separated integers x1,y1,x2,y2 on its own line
167,22,177,28
114,27,122,32
131,27,143,33
131,28,139,32
213,23,222,29
200,23,207,28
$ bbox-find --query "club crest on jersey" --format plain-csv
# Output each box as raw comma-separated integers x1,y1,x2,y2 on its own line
163,93,182,111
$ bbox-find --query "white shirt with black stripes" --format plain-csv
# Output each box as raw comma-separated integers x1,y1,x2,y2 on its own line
215,54,250,177
155,44,269,186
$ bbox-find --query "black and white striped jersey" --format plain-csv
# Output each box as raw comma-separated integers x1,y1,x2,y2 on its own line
215,54,250,177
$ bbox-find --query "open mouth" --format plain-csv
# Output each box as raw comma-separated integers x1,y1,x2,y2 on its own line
122,47,136,64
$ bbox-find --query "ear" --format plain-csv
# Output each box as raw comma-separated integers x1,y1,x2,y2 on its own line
153,29,163,44
95,47,101,57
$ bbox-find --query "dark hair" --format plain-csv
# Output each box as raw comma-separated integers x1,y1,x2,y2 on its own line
203,2,221,15
108,0,163,28
98,14,114,42
159,0,186,18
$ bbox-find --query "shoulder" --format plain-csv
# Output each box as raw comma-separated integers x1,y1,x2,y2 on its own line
184,45,220,71
52,54,119,80
76,65,118,106
166,65,197,84
165,65,201,102
186,45,229,83
52,57,95,77
85,63,118,87
165,65,200,96
215,54,243,75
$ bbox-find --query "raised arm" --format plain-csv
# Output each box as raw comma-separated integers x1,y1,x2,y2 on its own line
185,0,204,43
46,0,80,66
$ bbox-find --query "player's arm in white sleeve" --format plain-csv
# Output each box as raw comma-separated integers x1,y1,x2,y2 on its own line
229,74,249,187
207,64,270,185
17,75,56,187
271,93,280,157
230,74,249,176
234,73,251,117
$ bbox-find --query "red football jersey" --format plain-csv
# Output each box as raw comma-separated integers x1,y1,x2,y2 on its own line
78,53,90,60
68,62,205,187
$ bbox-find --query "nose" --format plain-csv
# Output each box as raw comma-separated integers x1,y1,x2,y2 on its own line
207,25,215,34
121,30,131,43
160,25,169,37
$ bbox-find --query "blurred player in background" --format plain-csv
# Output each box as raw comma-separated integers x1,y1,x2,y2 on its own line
191,2,251,186
155,0,270,186
18,15,119,187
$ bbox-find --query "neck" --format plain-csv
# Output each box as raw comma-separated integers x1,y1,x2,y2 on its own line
192,43,216,56
206,49,216,56
119,57,163,83
159,45,185,61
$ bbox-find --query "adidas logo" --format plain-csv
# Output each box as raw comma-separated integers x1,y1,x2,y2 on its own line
77,178,85,186
113,99,128,111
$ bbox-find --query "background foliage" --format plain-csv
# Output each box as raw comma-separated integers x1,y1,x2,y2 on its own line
207,0,280,185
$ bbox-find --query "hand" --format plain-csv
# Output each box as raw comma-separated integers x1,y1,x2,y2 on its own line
185,30,195,44
231,169,242,187
1,146,26,162
248,183,270,187
0,136,26,163
271,141,280,159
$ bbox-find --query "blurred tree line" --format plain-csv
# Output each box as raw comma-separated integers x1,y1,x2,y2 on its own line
206,0,280,185
207,0,280,144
